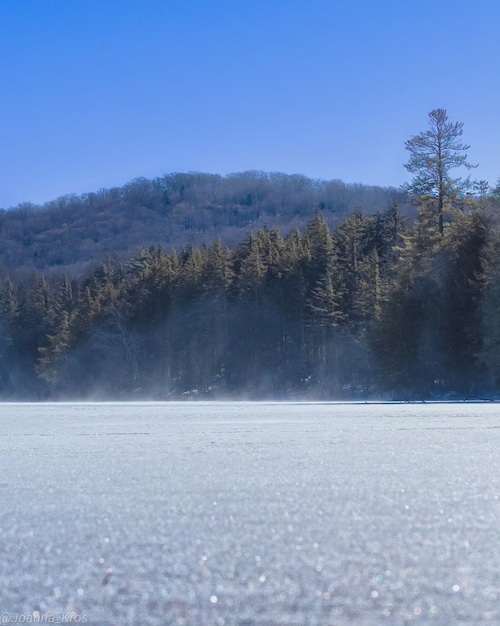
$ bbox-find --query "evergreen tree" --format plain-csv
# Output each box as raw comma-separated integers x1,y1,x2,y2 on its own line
0,279,16,393
404,108,477,234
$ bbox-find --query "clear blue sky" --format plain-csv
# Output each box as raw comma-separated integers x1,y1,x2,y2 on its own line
0,0,498,209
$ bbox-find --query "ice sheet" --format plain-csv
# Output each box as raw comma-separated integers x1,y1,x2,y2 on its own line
1,402,500,625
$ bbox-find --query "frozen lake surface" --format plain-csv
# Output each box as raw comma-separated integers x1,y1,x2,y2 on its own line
1,402,500,625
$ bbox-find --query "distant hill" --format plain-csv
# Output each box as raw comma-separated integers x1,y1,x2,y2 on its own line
0,171,404,275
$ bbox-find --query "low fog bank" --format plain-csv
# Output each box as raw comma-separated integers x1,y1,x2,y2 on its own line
0,303,496,404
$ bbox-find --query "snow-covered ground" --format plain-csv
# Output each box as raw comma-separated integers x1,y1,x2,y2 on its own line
1,402,500,625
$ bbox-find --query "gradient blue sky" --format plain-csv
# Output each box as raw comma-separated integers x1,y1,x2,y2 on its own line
0,0,498,208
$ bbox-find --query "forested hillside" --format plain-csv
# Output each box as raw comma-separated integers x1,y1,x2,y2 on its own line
0,110,498,401
0,192,498,400
0,171,398,274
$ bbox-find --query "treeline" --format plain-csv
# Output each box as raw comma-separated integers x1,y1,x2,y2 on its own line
1,192,499,400
0,171,399,275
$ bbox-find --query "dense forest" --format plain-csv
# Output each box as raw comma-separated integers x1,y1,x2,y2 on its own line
0,109,499,400
0,171,398,275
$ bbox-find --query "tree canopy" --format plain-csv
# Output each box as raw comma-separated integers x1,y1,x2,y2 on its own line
0,110,498,400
